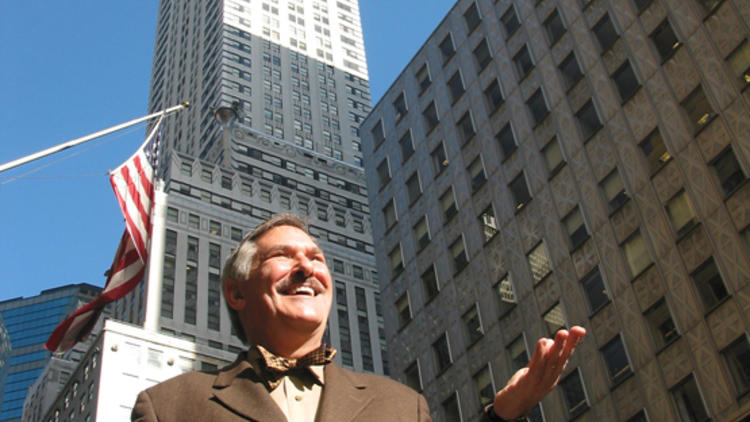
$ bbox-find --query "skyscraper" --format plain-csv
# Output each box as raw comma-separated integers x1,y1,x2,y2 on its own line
113,0,387,376
362,0,750,421
0,283,102,422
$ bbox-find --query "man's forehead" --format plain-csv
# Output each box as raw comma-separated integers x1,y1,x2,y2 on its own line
255,224,320,249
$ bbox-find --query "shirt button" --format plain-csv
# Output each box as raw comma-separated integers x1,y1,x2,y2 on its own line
295,395,303,402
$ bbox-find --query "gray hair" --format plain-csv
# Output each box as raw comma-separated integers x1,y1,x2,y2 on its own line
221,213,310,344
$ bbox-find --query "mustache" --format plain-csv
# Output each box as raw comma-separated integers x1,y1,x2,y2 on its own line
276,273,325,292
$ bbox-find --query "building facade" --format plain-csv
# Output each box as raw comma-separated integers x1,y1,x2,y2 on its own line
0,283,102,422
361,0,750,421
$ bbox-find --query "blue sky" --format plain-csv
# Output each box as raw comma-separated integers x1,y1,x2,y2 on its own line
0,1,455,300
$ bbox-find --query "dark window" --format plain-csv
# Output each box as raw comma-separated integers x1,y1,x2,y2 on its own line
593,14,618,52
721,336,750,397
527,89,549,124
423,101,439,132
501,6,521,37
543,302,566,336
601,169,629,212
645,298,678,350
433,334,452,372
457,111,476,144
414,216,430,250
560,370,589,418
639,129,671,174
581,268,609,313
439,34,456,64
666,190,697,236
400,130,415,162
544,9,566,44
474,366,494,408
601,335,632,385
464,2,481,33
468,156,486,192
450,236,469,273
404,361,422,392
671,375,709,422
484,79,504,111
447,71,465,102
479,206,498,242
406,172,421,204
626,411,649,422
514,45,534,78
474,38,493,70
371,119,385,146
651,19,681,62
633,0,653,13
377,158,390,189
442,392,461,422
383,199,397,230
691,258,728,311
682,85,716,134
727,40,750,89
422,265,439,300
711,147,746,197
695,0,721,15
508,335,528,371
462,304,483,345
496,123,517,159
559,52,584,90
542,136,565,176
510,172,532,210
563,206,589,249
577,99,602,140
389,244,404,277
441,188,458,222
432,142,449,174
396,293,411,328
613,60,639,102
416,64,431,92
393,92,407,120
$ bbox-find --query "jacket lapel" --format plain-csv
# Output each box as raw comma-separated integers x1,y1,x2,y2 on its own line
211,357,288,422
316,363,373,422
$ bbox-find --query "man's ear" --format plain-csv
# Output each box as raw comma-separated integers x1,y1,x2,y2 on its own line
224,278,246,311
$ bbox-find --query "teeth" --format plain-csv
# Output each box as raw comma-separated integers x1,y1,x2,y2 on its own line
292,286,315,296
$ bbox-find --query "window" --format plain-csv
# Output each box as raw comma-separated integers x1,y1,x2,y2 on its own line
166,207,178,223
383,199,397,231
623,230,651,277
601,335,632,385
371,119,385,147
451,236,469,273
433,333,452,372
691,258,728,311
389,244,404,277
447,71,465,102
441,188,458,222
484,78,504,112
639,129,671,174
414,216,430,250
406,172,422,204
651,19,680,62
514,45,534,78
601,169,629,212
479,206,498,242
542,137,565,176
510,172,532,210
582,268,610,313
468,156,486,192
377,158,390,189
439,34,456,64
721,336,750,397
463,304,484,345
404,361,422,392
209,220,221,236
501,6,521,37
473,38,492,70
422,265,440,301
423,101,439,132
495,273,517,317
464,2,481,33
666,190,697,236
201,168,213,183
543,303,566,335
645,298,679,350
457,112,477,144
399,130,415,162
564,206,589,249
710,147,746,197
508,335,529,371
613,61,639,102
393,92,407,120
544,10,566,44
396,292,411,328
695,0,721,15
593,14,618,52
682,85,715,134
576,99,602,140
416,63,432,92
432,142,449,174
442,392,462,422
559,52,584,90
727,40,750,89
560,370,589,418
527,89,549,124
671,375,709,422
496,123,517,159
633,0,653,13
231,227,243,241
528,242,552,283
188,213,200,229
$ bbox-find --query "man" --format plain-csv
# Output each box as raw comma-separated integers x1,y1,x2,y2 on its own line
132,214,585,421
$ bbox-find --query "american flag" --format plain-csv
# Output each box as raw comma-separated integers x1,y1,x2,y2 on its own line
45,118,163,353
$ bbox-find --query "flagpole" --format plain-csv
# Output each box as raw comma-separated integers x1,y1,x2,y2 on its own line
0,102,189,174
144,179,167,332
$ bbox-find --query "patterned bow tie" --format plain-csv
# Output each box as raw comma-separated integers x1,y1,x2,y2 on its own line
255,344,336,389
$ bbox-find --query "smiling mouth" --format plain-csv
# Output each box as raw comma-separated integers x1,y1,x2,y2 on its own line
280,285,318,297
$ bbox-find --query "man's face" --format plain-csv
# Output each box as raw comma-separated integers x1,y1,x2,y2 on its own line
234,225,333,346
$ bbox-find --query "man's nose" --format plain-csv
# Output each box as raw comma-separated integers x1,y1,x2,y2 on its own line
294,252,315,276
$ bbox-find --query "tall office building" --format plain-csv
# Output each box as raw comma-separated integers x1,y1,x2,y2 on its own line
362,0,750,421
112,0,387,375
0,283,102,422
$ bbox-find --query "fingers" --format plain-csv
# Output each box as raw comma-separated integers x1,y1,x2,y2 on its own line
558,326,585,364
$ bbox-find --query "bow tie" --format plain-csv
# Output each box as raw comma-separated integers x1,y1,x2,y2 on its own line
255,344,336,389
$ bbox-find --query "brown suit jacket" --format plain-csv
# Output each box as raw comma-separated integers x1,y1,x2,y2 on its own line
131,354,432,422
